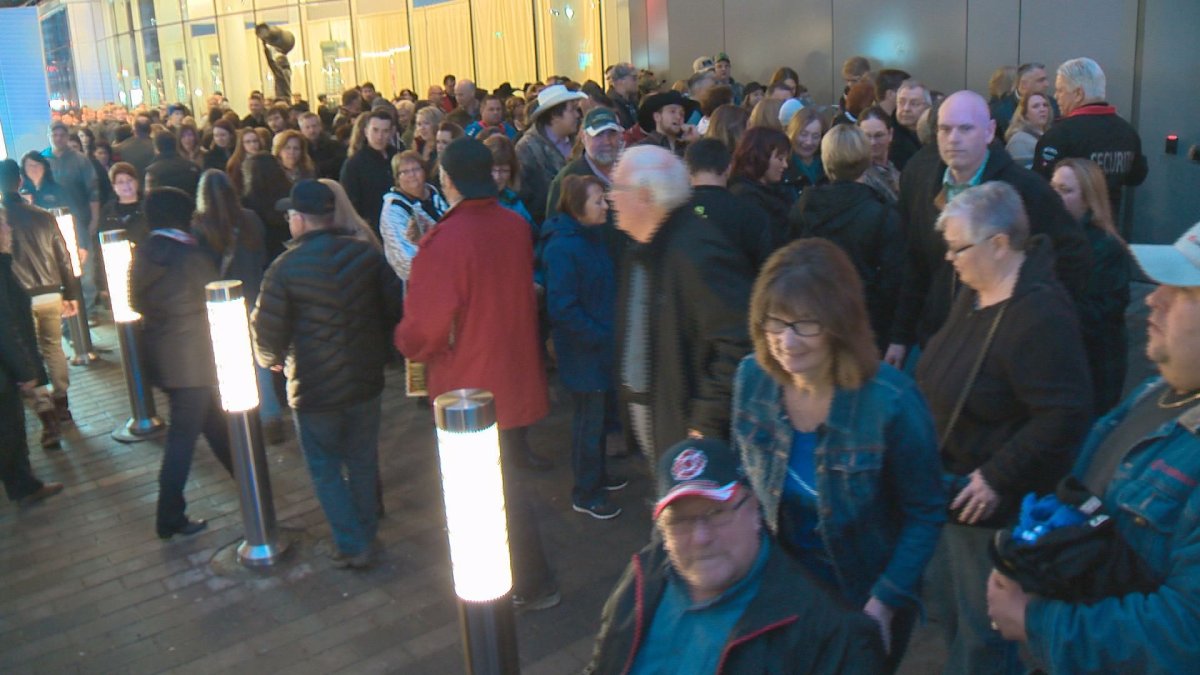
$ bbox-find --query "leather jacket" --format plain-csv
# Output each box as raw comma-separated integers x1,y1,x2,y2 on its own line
1,192,79,300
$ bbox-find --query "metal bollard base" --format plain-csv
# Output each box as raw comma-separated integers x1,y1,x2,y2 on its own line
458,596,520,675
237,537,290,567
112,416,166,443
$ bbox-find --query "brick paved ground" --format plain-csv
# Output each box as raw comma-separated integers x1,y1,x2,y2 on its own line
1,286,1153,674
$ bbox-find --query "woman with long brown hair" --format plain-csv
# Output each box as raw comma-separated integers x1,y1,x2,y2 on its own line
225,127,263,197
191,169,284,442
1051,158,1132,414
272,129,316,183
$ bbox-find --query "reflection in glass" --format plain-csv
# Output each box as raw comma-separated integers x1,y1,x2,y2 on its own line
304,1,355,102
472,0,536,90
535,0,603,84
354,0,413,98
409,0,473,92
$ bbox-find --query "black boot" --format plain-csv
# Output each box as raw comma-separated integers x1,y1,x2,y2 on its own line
54,395,73,425
37,410,61,449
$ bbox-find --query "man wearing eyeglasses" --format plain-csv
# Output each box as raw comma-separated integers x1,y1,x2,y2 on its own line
585,438,884,674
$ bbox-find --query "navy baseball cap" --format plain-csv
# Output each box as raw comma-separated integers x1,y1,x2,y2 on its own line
654,438,744,519
275,179,335,216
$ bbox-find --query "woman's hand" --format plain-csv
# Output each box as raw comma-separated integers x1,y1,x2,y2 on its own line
951,469,1000,524
863,596,894,654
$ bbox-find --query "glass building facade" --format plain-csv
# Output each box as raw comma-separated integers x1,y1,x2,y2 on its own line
38,0,631,114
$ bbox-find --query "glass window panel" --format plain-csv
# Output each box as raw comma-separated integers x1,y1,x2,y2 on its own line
215,11,262,114
254,0,288,10
255,6,308,103
471,0,536,91
184,0,216,20
303,1,355,103
354,0,413,98
187,21,223,113
149,24,190,107
114,32,143,107
409,0,473,93
535,0,603,84
152,0,183,27
113,0,132,34
41,9,79,110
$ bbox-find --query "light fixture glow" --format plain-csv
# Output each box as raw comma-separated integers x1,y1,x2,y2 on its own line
435,391,513,603
52,210,82,277
205,281,260,413
99,230,139,323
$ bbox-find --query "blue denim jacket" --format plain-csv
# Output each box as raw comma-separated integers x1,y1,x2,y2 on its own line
1025,377,1200,674
731,355,946,609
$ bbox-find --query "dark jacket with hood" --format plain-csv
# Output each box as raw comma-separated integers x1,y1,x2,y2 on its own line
893,142,1090,348
540,213,616,392
690,185,775,273
339,145,396,235
788,181,904,351
1,193,80,301
1079,219,1132,415
585,538,886,675
616,206,754,450
252,229,402,412
145,150,201,198
915,236,1094,526
130,230,221,390
728,176,794,252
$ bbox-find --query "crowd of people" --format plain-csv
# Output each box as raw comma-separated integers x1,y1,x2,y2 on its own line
2,46,1194,674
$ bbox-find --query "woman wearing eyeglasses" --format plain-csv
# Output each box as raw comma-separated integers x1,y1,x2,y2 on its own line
915,182,1092,675
378,150,449,282
732,238,945,670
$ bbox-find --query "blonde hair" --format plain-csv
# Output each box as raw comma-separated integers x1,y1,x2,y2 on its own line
320,178,381,250
1004,92,1051,143
1054,158,1121,242
820,124,871,181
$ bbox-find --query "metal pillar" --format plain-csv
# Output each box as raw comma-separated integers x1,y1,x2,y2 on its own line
205,280,287,567
112,319,164,442
67,298,98,365
434,389,520,675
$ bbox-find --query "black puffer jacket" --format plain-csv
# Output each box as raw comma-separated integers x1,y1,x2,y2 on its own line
252,229,402,412
129,231,220,390
789,181,904,351
2,193,79,300
893,142,1090,347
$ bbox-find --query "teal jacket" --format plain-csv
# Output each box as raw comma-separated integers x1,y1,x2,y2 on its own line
1025,377,1200,674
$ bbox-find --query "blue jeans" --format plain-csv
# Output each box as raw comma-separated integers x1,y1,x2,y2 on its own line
571,391,609,505
926,523,1023,675
158,386,233,528
254,364,283,422
294,396,381,556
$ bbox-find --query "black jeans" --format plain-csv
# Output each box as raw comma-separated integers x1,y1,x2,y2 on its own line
157,386,233,528
498,426,554,597
0,388,43,501
570,391,609,505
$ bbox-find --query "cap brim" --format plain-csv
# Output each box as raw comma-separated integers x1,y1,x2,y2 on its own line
653,481,740,519
585,123,624,136
1130,244,1200,287
275,197,293,212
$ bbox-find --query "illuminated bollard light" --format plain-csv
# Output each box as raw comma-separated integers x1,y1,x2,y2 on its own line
205,280,288,567
99,229,164,442
50,208,96,365
434,389,520,675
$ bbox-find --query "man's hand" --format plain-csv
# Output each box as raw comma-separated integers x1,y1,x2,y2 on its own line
686,429,704,439
681,124,700,142
19,380,38,392
864,596,894,653
951,470,1000,524
77,247,88,266
987,569,1031,642
61,300,78,318
883,343,907,368
270,365,284,373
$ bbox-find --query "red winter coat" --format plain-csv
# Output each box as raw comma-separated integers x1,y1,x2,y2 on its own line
395,197,548,429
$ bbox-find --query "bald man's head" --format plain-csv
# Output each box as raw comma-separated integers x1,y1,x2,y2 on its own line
937,90,995,180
